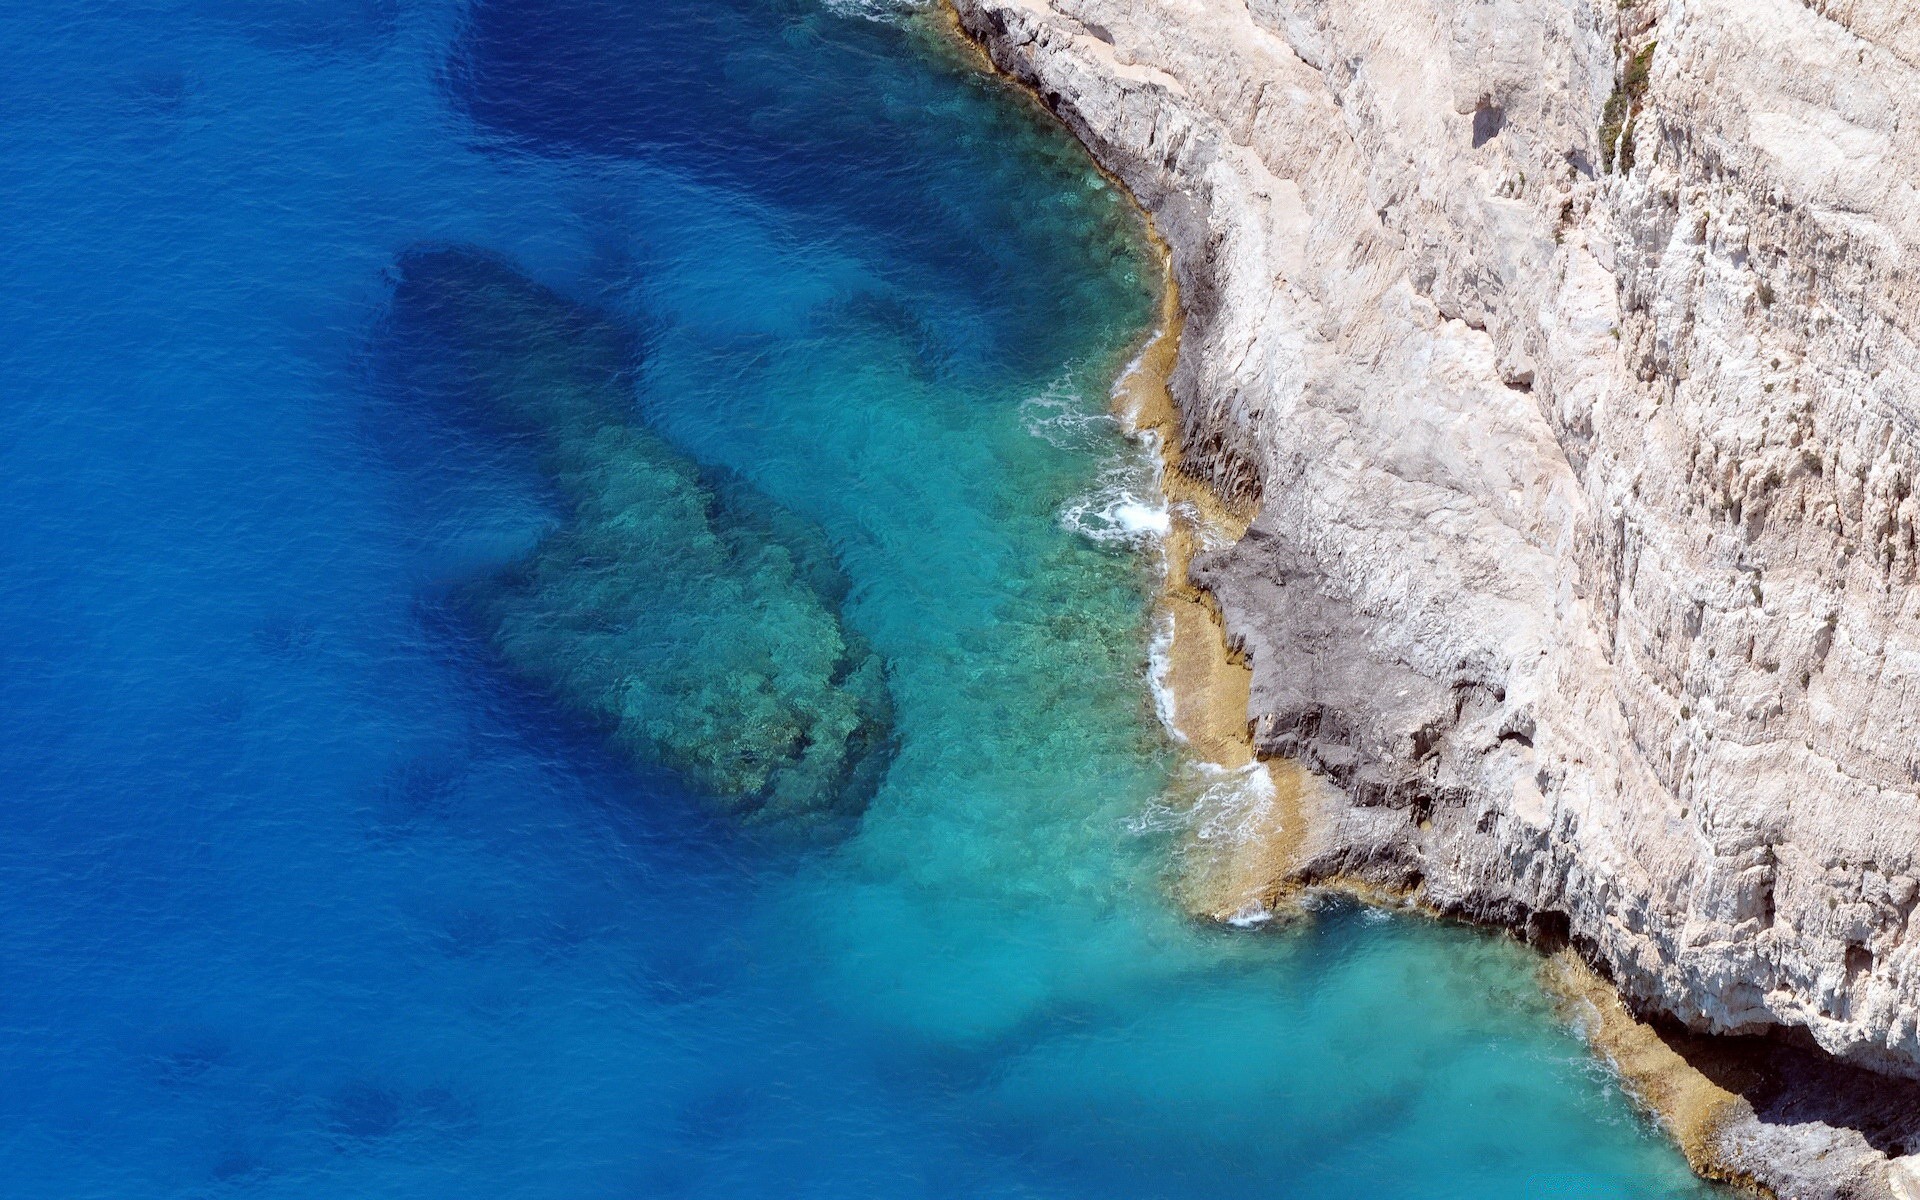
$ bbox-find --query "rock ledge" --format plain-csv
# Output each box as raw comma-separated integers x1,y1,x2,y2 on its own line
950,0,1920,1192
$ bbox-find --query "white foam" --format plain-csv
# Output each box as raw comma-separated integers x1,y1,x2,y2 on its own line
1147,609,1179,740
1123,759,1279,847
1121,797,1187,837
1187,761,1279,846
819,0,924,24
1021,380,1120,452
1107,336,1159,427
1056,402,1171,549
1044,325,1279,865
1113,497,1172,536
1059,480,1171,545
1225,902,1275,929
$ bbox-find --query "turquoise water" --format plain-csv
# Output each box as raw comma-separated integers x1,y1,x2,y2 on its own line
0,0,1722,1196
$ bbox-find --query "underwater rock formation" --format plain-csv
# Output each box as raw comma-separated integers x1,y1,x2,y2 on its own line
389,246,893,822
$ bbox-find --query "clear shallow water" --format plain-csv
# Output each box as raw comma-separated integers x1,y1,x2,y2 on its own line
0,1,1721,1196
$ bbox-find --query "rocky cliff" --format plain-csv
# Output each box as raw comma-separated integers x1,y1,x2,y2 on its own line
949,0,1920,1192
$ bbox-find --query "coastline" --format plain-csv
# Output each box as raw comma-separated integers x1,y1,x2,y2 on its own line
942,0,1321,924
1123,269,1797,1193
1105,270,1320,927
1111,193,1768,1194
1542,952,1753,1190
930,3,1819,1192
935,2,1307,924
932,17,1920,1199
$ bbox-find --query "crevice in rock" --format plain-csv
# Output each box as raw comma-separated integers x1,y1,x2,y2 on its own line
1471,99,1504,148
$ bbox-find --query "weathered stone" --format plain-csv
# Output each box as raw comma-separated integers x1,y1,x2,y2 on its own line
950,0,1920,1189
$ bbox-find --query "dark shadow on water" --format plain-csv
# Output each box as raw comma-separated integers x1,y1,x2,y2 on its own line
1513,909,1920,1163
439,0,1154,377
397,591,815,1011
195,0,400,58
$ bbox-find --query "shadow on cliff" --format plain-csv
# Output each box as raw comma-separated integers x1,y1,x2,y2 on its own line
371,243,896,830
1653,1021,1920,1160
1525,908,1920,1164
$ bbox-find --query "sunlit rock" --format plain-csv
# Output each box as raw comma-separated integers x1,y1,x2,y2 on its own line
952,0,1920,1189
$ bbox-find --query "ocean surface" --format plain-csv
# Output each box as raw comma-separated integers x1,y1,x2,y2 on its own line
0,1,1723,1196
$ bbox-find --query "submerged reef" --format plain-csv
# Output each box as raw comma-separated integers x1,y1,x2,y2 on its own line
388,246,893,822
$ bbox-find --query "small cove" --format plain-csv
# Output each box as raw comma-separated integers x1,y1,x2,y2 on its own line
0,1,1725,1195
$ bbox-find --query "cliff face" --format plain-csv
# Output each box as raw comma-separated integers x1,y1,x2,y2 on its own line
950,0,1920,1191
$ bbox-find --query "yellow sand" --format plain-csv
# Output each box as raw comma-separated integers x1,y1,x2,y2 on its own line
1106,277,1317,922
1541,951,1766,1191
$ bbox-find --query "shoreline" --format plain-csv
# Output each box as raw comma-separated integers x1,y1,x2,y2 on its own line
935,10,1920,1200
1541,952,1754,1190
931,3,1814,1192
935,0,1309,921
1101,193,1764,1200
1111,218,1780,1191
1104,268,1319,927
942,0,1323,923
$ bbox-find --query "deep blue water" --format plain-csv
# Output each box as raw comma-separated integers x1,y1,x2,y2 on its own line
1,1,1720,1196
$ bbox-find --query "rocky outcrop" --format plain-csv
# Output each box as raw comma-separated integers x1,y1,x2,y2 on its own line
950,0,1920,1191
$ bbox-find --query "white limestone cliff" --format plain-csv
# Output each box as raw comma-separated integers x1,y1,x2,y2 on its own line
949,0,1920,1192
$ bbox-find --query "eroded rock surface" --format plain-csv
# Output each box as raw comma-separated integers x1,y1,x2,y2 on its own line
951,0,1920,1190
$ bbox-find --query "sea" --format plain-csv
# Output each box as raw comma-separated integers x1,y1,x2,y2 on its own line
0,1,1722,1196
